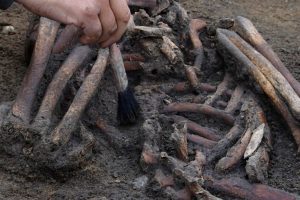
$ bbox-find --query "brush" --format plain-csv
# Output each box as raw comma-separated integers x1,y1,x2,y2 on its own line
109,43,139,125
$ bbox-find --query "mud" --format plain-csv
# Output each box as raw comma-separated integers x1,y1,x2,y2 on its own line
0,1,299,199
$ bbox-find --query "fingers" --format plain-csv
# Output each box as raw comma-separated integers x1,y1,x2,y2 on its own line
98,0,117,43
80,14,103,44
100,0,131,47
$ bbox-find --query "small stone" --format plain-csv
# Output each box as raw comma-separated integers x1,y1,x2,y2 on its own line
1,25,16,35
132,175,149,190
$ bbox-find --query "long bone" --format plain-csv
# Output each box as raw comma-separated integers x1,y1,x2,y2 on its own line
219,29,300,121
11,18,60,123
234,16,300,97
33,45,92,128
217,29,300,152
51,48,109,146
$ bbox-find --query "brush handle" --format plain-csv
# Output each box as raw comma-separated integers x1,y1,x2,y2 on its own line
110,43,129,92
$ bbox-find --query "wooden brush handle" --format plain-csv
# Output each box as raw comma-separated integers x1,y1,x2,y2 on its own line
110,43,129,92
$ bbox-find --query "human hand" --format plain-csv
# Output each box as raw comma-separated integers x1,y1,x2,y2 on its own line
16,0,130,47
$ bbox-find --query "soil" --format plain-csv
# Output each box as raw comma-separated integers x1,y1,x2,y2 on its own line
0,0,299,199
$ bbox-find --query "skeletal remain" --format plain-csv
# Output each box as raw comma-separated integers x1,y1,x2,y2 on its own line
11,18,60,123
217,29,300,152
234,16,300,97
225,86,245,114
205,177,299,200
171,123,188,161
219,29,300,121
160,36,184,64
244,124,265,159
187,134,217,149
163,103,235,126
172,82,217,94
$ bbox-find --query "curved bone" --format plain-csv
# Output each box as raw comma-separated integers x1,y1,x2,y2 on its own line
217,30,300,152
219,29,300,121
187,134,217,149
11,18,60,123
162,103,235,126
234,16,300,97
171,115,221,141
52,24,81,54
225,86,245,114
51,48,109,146
33,45,92,128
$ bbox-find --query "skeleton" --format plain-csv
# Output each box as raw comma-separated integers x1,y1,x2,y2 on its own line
0,0,299,199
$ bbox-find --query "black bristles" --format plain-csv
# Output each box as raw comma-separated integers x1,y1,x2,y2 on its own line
117,87,140,125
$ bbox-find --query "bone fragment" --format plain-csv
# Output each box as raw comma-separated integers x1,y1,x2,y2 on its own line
163,103,235,126
207,125,244,163
154,169,175,188
171,123,188,161
215,128,252,172
187,134,217,149
12,18,60,123
172,82,217,94
225,86,245,114
205,73,232,105
51,48,109,146
171,115,221,141
160,36,183,64
205,177,299,200
234,16,300,97
244,124,265,158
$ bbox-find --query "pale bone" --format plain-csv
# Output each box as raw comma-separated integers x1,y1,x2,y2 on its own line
244,123,265,159
51,48,109,146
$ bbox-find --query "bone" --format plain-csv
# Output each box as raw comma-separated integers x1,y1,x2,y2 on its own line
215,128,252,172
128,0,157,8
124,61,143,71
185,65,200,90
207,124,244,163
225,86,245,114
162,103,235,126
128,25,173,38
217,30,300,152
216,100,228,108
205,177,299,200
164,187,192,200
34,45,92,128
160,36,183,64
11,18,60,123
219,29,300,121
170,115,221,141
234,16,300,97
189,19,207,68
244,124,266,159
205,73,232,105
52,24,81,54
123,53,145,62
51,48,109,146
187,134,217,149
171,123,188,161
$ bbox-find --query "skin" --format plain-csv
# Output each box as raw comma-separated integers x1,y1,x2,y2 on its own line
15,0,130,47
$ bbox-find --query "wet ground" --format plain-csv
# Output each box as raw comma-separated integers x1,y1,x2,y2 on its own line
0,0,299,199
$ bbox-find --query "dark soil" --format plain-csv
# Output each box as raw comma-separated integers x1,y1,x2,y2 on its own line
0,1,299,199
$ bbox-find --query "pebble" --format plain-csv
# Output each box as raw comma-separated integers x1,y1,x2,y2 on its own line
1,25,16,35
132,175,149,190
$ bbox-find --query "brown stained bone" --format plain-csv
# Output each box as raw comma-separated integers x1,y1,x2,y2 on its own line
189,19,207,68
162,103,235,126
217,30,300,152
33,45,92,128
124,61,143,71
205,177,299,200
123,53,145,62
187,134,217,149
215,128,252,172
171,123,188,161
128,0,157,8
234,16,300,97
51,48,109,146
220,29,300,121
170,115,221,141
205,73,232,105
207,124,244,163
11,18,60,123
52,24,81,54
185,65,200,90
172,82,217,94
225,86,245,114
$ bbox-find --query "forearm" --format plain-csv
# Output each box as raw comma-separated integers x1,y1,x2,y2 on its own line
0,0,14,10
